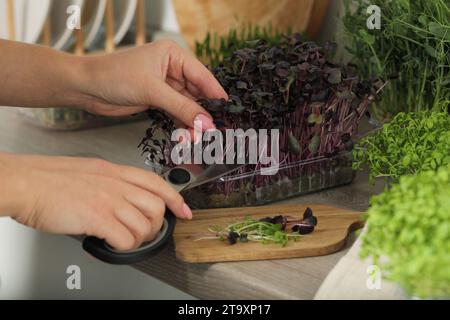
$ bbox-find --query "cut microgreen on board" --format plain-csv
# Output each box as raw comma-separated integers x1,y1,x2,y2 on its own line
194,207,318,246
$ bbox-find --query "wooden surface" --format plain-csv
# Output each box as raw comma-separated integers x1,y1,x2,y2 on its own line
175,204,363,263
305,0,331,38
105,0,115,52
173,0,330,51
0,108,384,299
6,0,15,40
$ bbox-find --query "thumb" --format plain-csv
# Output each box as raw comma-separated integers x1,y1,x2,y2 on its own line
149,82,216,130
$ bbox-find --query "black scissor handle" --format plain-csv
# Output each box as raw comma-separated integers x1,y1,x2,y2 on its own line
82,210,176,265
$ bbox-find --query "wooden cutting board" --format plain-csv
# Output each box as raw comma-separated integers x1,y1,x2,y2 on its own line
173,0,331,51
173,204,364,263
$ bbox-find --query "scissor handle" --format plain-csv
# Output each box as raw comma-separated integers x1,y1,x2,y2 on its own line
82,210,176,265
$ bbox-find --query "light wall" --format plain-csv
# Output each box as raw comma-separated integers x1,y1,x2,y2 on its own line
0,218,194,299
145,0,180,33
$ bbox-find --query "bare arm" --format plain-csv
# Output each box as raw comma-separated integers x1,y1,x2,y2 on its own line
0,39,227,250
0,39,84,109
0,39,227,127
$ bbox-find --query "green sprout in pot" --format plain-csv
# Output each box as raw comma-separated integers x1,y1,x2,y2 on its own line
343,0,450,119
195,24,292,68
360,165,450,299
353,105,450,184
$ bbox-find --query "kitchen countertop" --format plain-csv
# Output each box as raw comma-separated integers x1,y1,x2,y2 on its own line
0,107,384,299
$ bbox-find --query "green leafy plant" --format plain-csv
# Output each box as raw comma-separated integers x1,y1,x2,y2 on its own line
343,0,450,119
353,104,450,184
195,24,291,68
360,165,450,298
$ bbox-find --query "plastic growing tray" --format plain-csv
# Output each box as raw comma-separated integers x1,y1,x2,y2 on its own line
180,151,355,209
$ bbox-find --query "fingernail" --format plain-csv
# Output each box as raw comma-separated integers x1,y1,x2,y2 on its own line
194,114,216,131
182,203,193,220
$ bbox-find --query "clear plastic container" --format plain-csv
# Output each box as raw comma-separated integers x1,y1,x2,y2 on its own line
18,108,146,130
181,151,355,209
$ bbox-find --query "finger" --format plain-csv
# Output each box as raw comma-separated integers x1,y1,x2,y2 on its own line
179,88,197,101
124,189,165,237
84,160,192,220
167,77,199,100
92,215,136,251
166,76,186,93
150,81,215,130
21,157,194,221
114,202,154,248
186,82,201,98
180,52,228,100
114,166,192,220
172,123,195,142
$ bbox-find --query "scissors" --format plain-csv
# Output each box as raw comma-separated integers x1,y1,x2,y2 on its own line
82,162,244,264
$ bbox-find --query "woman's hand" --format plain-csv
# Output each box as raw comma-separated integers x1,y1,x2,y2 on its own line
0,40,221,249
0,153,192,250
78,40,227,129
0,39,226,129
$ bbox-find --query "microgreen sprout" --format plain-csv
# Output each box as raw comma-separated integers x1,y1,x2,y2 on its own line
361,165,450,298
343,0,450,118
141,34,381,205
194,207,318,246
353,106,450,184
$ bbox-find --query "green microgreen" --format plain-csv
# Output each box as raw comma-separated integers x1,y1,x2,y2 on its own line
353,103,450,184
195,24,291,68
194,208,318,247
343,0,450,119
361,164,450,298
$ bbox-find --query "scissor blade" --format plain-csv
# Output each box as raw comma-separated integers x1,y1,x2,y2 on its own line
181,163,245,191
